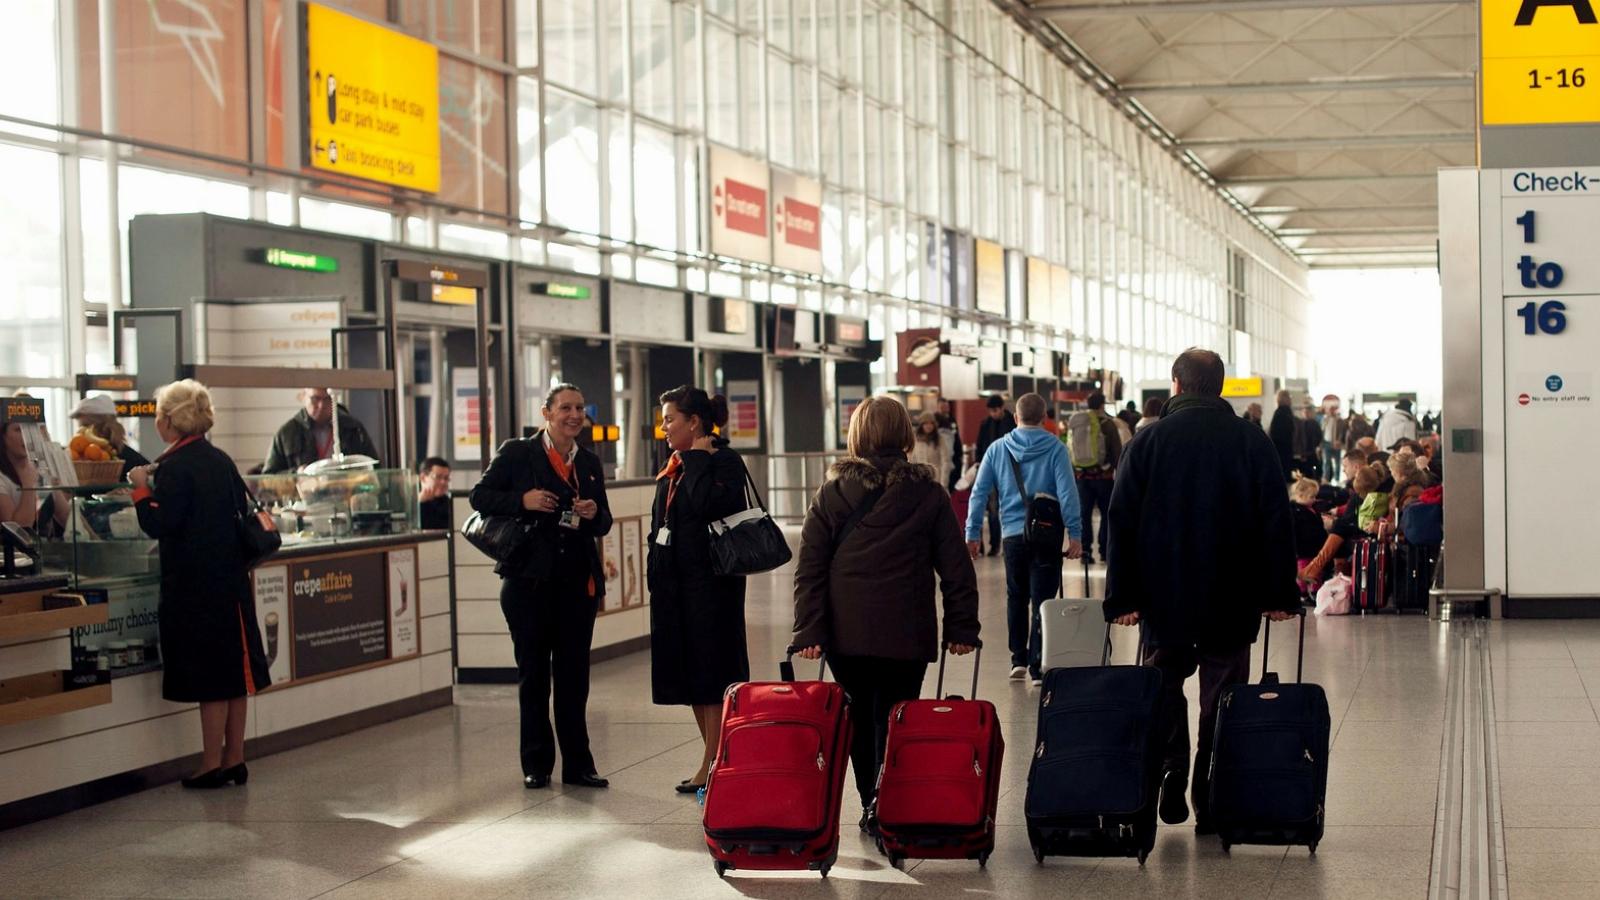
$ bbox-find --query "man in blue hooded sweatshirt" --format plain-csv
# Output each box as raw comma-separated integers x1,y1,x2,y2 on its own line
965,393,1083,686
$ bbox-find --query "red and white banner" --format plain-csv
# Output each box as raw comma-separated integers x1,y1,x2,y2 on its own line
772,169,823,275
709,145,772,265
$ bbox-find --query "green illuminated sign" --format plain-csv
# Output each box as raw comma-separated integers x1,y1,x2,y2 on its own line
534,282,591,299
263,247,339,272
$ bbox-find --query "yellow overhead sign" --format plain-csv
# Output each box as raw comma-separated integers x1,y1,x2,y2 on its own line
304,3,441,192
1222,377,1264,398
1482,0,1600,125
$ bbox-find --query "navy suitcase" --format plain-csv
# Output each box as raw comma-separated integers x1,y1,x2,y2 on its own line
1208,610,1330,855
1024,629,1163,866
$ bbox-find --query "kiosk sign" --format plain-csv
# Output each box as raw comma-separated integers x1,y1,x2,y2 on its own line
304,3,441,192
1482,0,1600,125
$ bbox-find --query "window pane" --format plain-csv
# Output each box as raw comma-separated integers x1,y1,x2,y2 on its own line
516,77,541,223
769,54,794,169
544,90,600,234
545,0,598,94
706,23,737,145
633,0,674,124
0,2,57,136
635,123,677,250
740,38,764,155
439,62,510,216
0,146,64,378
608,111,632,242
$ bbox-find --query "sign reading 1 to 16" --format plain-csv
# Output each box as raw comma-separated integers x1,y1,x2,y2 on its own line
1513,209,1571,335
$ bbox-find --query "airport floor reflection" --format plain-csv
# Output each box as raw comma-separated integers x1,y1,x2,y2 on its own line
0,556,1456,899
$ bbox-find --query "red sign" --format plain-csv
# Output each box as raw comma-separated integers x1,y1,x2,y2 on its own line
776,197,821,250
715,178,768,238
1518,393,1531,406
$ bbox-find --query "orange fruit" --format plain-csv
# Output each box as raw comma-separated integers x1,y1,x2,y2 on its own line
69,434,90,457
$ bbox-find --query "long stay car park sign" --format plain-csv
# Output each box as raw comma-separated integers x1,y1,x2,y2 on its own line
1483,0,1600,125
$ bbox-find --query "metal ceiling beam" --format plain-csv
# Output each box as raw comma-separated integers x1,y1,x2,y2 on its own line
1294,245,1436,255
1277,225,1439,236
1032,0,1469,15
1220,172,1438,187
1184,131,1473,150
1252,202,1438,214
1122,73,1475,95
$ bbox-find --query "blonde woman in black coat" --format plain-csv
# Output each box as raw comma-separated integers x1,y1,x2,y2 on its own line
130,380,270,789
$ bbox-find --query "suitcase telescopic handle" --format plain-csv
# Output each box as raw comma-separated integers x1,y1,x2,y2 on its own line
1099,620,1148,667
780,649,829,683
1259,607,1308,684
934,645,981,700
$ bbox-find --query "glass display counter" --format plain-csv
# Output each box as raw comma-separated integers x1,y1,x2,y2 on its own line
37,469,429,682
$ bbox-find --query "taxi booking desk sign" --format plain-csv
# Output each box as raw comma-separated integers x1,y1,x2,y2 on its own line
303,3,441,192
1483,0,1600,125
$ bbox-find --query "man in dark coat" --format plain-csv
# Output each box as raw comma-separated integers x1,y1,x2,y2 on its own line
1267,389,1297,483
1104,348,1300,837
973,395,1016,556
262,388,381,473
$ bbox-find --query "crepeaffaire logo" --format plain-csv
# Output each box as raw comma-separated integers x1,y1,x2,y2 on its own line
294,567,356,600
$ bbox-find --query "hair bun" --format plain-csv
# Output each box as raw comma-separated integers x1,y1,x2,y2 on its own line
709,395,730,428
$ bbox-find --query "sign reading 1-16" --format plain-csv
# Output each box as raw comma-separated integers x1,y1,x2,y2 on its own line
1514,209,1570,334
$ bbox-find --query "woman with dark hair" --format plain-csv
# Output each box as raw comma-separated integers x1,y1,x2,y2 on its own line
469,383,613,790
649,385,751,795
1137,396,1163,432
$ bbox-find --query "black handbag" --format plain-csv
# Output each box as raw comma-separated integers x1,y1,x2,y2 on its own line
707,466,792,576
461,510,534,564
236,497,282,569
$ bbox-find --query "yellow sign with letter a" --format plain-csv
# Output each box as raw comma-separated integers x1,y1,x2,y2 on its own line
1483,0,1600,125
304,3,441,192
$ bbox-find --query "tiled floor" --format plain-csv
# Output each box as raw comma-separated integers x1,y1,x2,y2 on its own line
1488,620,1600,898
1,557,1454,899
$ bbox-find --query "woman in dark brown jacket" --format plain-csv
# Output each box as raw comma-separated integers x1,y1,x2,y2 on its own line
792,396,981,829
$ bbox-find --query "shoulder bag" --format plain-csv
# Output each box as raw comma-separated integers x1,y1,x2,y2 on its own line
235,487,282,570
460,510,535,563
707,460,793,576
460,439,541,564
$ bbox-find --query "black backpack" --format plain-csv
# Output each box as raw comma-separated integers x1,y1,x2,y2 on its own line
1008,451,1066,558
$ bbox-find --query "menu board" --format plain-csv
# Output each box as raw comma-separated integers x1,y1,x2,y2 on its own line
291,551,390,679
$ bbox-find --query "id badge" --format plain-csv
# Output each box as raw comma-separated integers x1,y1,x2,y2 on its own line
655,527,672,546
559,509,582,530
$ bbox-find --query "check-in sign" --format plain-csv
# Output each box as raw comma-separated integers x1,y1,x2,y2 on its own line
1483,0,1600,125
304,3,441,192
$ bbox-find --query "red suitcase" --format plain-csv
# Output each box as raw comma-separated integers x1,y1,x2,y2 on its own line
703,656,852,878
1353,537,1392,612
874,647,1004,869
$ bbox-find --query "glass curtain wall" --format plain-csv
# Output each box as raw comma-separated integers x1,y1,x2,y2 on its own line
0,0,1309,437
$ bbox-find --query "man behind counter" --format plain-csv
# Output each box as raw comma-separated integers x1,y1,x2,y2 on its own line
262,388,381,474
418,456,452,530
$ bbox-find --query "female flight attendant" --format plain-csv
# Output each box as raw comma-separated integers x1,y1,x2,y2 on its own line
470,384,613,790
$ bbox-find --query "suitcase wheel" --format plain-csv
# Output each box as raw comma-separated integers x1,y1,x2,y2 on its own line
818,863,831,879
714,861,728,879
1309,842,1318,856
1220,842,1231,855
1137,850,1148,867
978,851,990,869
1034,847,1045,866
887,854,904,871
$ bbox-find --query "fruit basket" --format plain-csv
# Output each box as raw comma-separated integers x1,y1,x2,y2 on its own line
71,459,125,485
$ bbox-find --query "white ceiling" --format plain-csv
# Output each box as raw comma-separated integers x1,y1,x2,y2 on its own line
1023,0,1477,268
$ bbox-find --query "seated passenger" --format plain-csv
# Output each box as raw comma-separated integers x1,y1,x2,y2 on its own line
1300,465,1381,582
1288,477,1327,590
792,396,980,837
417,456,452,530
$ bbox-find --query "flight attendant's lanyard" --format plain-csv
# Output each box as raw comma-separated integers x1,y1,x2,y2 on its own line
545,444,595,597
655,452,684,546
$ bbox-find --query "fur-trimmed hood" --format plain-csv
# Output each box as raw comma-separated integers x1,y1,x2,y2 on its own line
827,455,936,491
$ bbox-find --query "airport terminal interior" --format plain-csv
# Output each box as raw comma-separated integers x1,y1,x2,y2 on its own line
0,1,1591,898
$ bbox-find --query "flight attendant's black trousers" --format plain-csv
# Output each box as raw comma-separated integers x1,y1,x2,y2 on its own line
500,562,598,780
